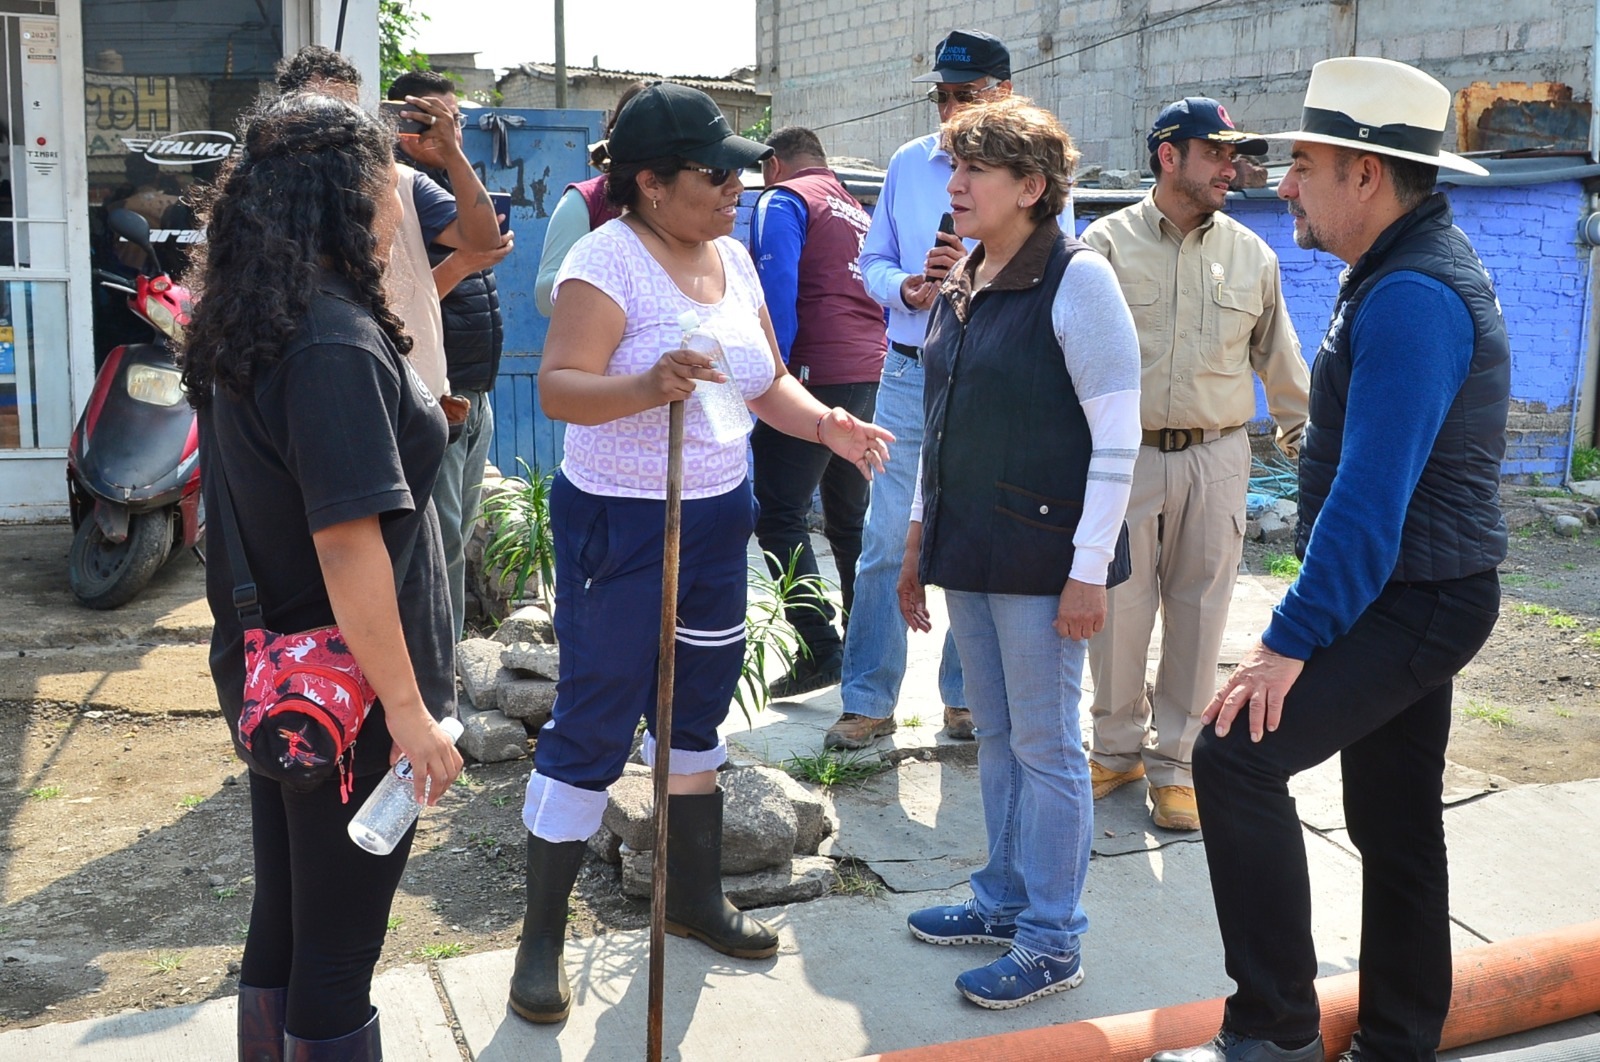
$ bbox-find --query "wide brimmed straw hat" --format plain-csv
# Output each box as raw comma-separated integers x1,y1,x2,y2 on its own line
1263,56,1488,176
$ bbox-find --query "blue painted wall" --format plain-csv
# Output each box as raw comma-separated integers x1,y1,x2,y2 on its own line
1077,181,1592,483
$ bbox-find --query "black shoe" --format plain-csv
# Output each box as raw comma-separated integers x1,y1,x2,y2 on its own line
1148,1030,1324,1062
767,651,842,699
508,833,587,1024
665,788,779,958
283,1006,381,1061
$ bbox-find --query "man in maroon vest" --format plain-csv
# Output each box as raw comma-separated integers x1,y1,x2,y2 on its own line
749,127,890,696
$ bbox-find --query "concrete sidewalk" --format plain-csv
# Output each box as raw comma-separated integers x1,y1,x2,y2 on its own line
4,524,1600,1059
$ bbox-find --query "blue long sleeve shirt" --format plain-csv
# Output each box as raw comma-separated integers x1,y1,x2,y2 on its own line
1262,271,1476,660
748,187,809,363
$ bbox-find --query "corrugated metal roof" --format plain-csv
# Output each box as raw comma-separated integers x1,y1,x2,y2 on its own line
505,63,762,97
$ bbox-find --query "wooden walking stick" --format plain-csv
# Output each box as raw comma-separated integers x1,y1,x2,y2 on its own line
646,398,685,1062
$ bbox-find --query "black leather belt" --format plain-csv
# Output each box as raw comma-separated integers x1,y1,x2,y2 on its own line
890,341,920,361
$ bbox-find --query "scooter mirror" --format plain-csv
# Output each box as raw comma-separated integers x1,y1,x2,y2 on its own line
107,208,162,274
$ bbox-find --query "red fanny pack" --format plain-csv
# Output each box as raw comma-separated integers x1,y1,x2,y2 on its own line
238,625,377,802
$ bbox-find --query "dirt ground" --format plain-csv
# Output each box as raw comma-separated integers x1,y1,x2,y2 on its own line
3,518,1599,1031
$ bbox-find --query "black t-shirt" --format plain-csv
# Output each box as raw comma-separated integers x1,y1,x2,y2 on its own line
201,274,454,779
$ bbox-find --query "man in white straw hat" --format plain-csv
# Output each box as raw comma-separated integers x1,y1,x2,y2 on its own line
1150,57,1508,1062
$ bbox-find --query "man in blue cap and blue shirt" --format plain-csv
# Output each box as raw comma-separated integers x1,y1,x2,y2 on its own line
1082,97,1308,833
822,29,1013,750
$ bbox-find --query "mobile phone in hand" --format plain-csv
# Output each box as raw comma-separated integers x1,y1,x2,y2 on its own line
926,212,958,280
379,100,427,136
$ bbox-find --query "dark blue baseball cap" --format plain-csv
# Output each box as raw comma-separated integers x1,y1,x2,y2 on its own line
913,30,1011,84
1147,97,1267,155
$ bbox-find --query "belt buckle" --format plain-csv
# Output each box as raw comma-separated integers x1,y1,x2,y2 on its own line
1159,428,1194,453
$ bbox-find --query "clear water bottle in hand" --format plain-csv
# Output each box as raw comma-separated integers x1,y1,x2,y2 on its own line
677,309,750,445
347,716,465,856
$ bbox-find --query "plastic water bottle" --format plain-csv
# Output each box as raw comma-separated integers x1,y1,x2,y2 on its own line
677,309,750,445
347,716,465,855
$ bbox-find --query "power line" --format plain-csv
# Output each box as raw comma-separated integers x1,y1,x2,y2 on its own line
812,0,1234,132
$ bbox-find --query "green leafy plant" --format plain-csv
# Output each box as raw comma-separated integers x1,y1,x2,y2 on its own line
784,749,888,788
742,105,772,142
453,772,481,790
378,0,432,92
213,886,238,901
1502,573,1530,587
386,915,404,932
1572,445,1600,483
178,794,203,809
416,942,466,960
1584,631,1600,648
479,459,556,616
902,714,924,729
28,785,62,801
1264,552,1301,579
735,548,834,725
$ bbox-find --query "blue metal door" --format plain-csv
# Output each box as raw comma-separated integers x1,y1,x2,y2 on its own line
461,109,605,479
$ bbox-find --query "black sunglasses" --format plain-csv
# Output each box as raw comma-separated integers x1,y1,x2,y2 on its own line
684,164,735,186
926,85,991,106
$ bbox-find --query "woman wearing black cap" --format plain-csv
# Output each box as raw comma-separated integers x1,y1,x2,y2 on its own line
507,82,894,1025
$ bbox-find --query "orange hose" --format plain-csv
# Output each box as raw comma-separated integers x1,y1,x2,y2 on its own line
847,921,1600,1062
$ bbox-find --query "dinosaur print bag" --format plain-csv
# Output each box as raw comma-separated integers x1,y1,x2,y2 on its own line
238,624,377,801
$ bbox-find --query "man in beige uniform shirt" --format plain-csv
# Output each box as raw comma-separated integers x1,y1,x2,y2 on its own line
1081,98,1308,831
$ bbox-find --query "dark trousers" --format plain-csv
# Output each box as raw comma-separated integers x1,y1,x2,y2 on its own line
1193,570,1499,1062
751,380,878,663
242,769,414,1040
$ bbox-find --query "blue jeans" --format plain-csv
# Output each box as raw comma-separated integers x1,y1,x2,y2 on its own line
946,590,1091,962
840,351,963,717
431,390,494,639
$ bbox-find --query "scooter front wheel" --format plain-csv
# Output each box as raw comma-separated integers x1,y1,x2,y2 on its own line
68,511,172,610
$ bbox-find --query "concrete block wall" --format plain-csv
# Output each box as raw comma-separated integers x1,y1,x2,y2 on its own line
1079,181,1592,482
758,0,1595,172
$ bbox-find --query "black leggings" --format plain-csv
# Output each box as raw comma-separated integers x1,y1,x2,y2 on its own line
242,769,415,1040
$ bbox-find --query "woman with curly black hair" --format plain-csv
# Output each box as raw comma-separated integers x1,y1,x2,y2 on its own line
183,91,463,1062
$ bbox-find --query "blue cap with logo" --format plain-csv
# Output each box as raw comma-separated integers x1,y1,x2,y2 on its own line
913,30,1011,84
1147,97,1267,155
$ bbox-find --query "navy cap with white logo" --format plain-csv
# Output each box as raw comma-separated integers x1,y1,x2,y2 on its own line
913,30,1012,84
1146,97,1268,155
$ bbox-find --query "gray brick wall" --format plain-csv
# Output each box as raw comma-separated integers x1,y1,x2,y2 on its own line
757,0,1595,170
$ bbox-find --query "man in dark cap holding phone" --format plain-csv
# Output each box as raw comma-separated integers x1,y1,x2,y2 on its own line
827,30,1013,750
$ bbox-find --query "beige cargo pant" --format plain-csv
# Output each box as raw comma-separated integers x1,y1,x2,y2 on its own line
1087,430,1250,788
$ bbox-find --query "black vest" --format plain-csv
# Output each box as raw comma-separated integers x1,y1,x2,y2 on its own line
1296,193,1509,581
920,226,1132,595
416,162,504,393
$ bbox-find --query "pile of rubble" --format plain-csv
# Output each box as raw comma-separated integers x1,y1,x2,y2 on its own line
453,604,557,763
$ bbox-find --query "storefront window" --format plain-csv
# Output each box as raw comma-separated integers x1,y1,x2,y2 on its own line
0,279,69,447
81,0,282,365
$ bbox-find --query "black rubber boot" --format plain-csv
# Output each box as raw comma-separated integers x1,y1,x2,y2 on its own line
237,984,287,1062
283,1006,381,1061
664,788,779,959
508,833,587,1023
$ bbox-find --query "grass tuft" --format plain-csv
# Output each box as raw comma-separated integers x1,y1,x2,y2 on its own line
28,785,63,801
416,942,466,960
1264,553,1302,579
784,749,889,788
146,951,184,974
832,860,887,899
1462,699,1513,730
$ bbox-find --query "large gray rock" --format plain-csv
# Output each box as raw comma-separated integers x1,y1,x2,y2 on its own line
622,851,836,906
718,768,799,872
588,822,623,864
458,704,528,763
1554,514,1584,538
493,605,555,646
498,678,557,726
456,638,506,710
747,765,833,855
501,641,561,680
1571,480,1600,501
601,766,799,873
1256,511,1295,544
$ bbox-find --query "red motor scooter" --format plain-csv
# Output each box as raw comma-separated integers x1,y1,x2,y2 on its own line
66,209,202,609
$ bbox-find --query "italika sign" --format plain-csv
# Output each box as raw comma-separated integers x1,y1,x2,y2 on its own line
121,130,237,167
